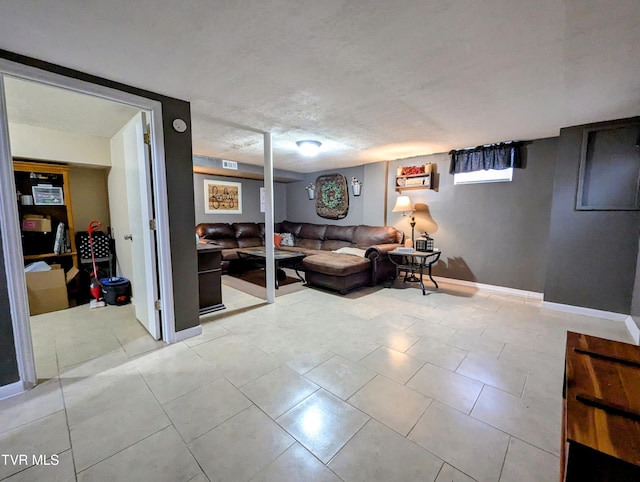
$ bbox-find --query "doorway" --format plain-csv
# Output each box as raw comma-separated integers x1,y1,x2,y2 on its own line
0,59,175,390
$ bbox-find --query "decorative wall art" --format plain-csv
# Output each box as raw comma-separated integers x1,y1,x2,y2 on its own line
315,174,349,219
204,179,242,214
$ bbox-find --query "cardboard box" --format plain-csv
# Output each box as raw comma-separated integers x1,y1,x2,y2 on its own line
25,268,69,315
22,215,52,233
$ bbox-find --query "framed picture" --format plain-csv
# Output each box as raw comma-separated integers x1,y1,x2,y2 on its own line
204,179,242,214
315,174,349,219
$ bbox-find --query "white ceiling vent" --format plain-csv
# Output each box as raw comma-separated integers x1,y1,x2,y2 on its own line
222,160,238,170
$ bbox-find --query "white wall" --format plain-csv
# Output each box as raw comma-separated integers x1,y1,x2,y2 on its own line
108,124,133,284
8,122,111,166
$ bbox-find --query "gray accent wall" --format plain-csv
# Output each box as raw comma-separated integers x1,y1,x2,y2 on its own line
286,166,366,225
387,138,558,292
194,173,287,224
545,119,640,313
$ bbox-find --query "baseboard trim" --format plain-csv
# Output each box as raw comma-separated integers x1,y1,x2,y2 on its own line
625,316,640,345
540,301,628,322
432,276,544,301
0,380,27,401
174,325,202,343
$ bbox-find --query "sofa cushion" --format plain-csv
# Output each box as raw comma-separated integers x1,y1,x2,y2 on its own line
299,223,327,241
281,221,303,237
221,248,241,261
237,237,263,248
325,224,356,242
321,240,353,251
353,225,398,247
302,253,371,276
295,237,322,250
233,223,261,239
210,238,240,249
196,223,235,240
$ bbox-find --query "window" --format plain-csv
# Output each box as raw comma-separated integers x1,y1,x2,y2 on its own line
454,168,513,185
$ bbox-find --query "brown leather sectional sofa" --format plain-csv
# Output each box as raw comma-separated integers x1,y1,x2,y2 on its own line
195,220,404,294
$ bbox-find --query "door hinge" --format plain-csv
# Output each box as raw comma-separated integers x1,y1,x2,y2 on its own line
154,300,161,311
149,219,157,230
143,132,151,145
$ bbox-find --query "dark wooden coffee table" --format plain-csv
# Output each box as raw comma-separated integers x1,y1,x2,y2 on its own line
236,247,306,289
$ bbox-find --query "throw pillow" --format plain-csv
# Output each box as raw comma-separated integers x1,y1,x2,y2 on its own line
274,234,283,247
280,232,294,247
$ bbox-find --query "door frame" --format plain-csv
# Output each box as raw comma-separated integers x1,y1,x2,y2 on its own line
0,58,176,390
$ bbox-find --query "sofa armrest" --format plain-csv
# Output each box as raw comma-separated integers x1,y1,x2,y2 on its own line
365,244,403,285
365,243,402,258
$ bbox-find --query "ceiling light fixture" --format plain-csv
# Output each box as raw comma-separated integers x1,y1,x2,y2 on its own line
296,140,322,157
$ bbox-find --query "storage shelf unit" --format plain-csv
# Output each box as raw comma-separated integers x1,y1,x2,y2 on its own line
395,173,432,192
14,160,77,268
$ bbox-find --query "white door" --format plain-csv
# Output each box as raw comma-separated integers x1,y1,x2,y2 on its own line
122,111,160,339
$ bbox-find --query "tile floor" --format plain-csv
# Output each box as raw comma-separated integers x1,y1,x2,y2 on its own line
0,279,635,481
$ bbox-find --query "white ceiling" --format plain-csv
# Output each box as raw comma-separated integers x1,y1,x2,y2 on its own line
0,0,639,173
4,76,140,138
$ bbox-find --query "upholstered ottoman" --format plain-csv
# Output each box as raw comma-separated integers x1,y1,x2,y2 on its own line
302,253,371,294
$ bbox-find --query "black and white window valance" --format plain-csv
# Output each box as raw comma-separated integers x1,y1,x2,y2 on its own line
449,141,524,174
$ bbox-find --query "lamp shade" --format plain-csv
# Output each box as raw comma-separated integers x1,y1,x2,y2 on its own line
392,195,414,213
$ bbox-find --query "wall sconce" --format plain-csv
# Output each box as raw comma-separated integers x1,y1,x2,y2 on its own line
351,177,362,196
305,183,315,200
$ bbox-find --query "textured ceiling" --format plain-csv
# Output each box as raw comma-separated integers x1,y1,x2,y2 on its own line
0,0,639,172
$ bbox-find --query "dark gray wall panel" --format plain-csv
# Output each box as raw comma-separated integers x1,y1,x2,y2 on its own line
0,228,20,387
545,118,640,313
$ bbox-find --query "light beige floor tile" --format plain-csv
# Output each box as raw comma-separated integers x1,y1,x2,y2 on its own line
78,426,203,482
406,336,468,371
0,378,64,435
182,323,230,347
70,390,171,471
440,315,488,336
330,419,443,482
435,463,477,482
365,327,421,352
57,347,133,379
56,335,122,368
4,449,74,482
405,320,458,340
164,378,252,442
500,437,560,482
348,375,431,436
0,411,70,479
359,346,425,384
138,350,222,403
409,402,509,482
64,371,153,427
471,386,561,456
447,332,506,359
241,366,319,418
456,353,527,395
322,336,380,362
273,342,335,374
189,405,294,482
251,443,342,482
305,355,376,400
276,389,369,463
407,363,483,413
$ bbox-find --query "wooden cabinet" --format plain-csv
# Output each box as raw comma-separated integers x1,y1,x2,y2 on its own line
562,332,640,481
13,160,77,268
197,244,225,315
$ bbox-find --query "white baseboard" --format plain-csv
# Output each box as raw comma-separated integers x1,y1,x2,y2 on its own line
540,301,628,322
0,380,27,401
433,276,543,301
174,324,202,343
625,316,640,345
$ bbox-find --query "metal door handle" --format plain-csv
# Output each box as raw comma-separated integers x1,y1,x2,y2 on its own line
124,234,133,241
